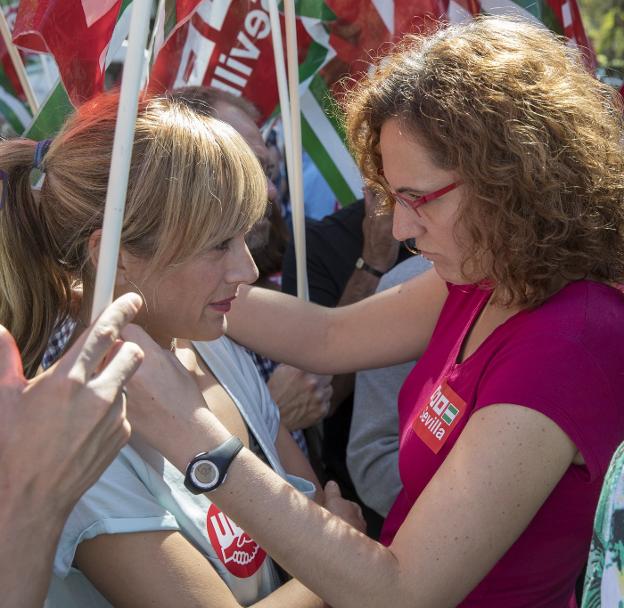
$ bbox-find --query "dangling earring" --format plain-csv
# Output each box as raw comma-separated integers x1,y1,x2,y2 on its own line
126,278,150,314
403,238,420,255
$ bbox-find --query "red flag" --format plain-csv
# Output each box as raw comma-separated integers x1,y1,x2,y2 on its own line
321,0,445,96
12,0,123,105
151,1,316,121
150,0,447,122
0,3,27,100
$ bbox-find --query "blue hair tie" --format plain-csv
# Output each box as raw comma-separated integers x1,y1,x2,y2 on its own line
33,139,52,171
0,169,7,209
0,140,52,209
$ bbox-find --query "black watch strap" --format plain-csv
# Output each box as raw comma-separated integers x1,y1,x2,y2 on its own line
184,436,244,494
355,256,384,278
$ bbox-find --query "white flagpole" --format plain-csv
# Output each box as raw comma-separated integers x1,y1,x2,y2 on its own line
90,0,152,322
0,10,38,114
267,0,294,208
283,0,308,300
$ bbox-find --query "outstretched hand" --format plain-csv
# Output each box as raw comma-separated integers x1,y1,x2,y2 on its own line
0,292,144,516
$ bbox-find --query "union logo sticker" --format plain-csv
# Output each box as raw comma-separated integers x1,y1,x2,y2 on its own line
412,380,467,453
206,504,267,578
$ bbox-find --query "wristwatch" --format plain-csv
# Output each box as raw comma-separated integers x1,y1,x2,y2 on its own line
355,256,384,278
184,436,244,494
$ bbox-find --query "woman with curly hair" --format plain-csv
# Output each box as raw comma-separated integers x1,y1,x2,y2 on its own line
121,15,624,607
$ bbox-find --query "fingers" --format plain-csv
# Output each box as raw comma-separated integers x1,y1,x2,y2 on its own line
95,340,144,390
316,384,333,403
363,187,378,215
65,293,143,381
311,373,333,389
324,479,342,498
0,325,25,385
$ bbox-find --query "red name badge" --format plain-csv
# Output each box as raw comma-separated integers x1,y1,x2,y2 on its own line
412,380,467,454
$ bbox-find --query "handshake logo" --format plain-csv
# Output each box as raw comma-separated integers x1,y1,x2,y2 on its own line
207,504,267,578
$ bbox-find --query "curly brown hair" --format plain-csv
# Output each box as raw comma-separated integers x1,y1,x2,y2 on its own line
344,15,624,307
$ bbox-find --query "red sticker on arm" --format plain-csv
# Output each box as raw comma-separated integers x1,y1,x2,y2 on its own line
206,504,267,578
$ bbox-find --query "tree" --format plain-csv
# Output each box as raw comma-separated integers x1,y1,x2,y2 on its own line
580,0,624,80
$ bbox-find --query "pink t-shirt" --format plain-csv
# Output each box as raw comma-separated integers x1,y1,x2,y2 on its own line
381,280,624,607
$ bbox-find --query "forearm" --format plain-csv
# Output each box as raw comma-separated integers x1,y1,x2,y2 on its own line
1,499,66,608
229,271,448,375
227,286,336,373
161,410,405,608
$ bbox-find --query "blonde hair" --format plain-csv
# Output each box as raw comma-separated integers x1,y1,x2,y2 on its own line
345,16,624,307
0,92,267,376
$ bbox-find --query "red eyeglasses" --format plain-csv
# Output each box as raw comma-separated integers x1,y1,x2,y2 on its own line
390,180,463,214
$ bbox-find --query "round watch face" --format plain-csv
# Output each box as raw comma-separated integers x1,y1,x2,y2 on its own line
191,460,219,489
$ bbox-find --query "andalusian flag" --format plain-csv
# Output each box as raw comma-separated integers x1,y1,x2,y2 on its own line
441,403,459,426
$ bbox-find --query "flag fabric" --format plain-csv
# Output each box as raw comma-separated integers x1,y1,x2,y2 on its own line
301,0,446,204
150,0,325,119
0,0,596,201
11,0,131,105
11,0,135,139
12,0,202,137
150,0,203,61
151,0,594,206
149,0,371,203
447,0,596,70
23,77,71,139
0,0,32,134
0,37,32,134
312,0,596,204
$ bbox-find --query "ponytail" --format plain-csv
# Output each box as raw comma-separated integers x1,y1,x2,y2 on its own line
0,91,268,376
0,139,72,377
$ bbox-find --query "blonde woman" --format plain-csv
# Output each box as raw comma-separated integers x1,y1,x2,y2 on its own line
0,93,361,607
121,16,624,608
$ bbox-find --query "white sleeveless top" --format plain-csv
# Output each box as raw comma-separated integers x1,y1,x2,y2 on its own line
45,337,316,607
